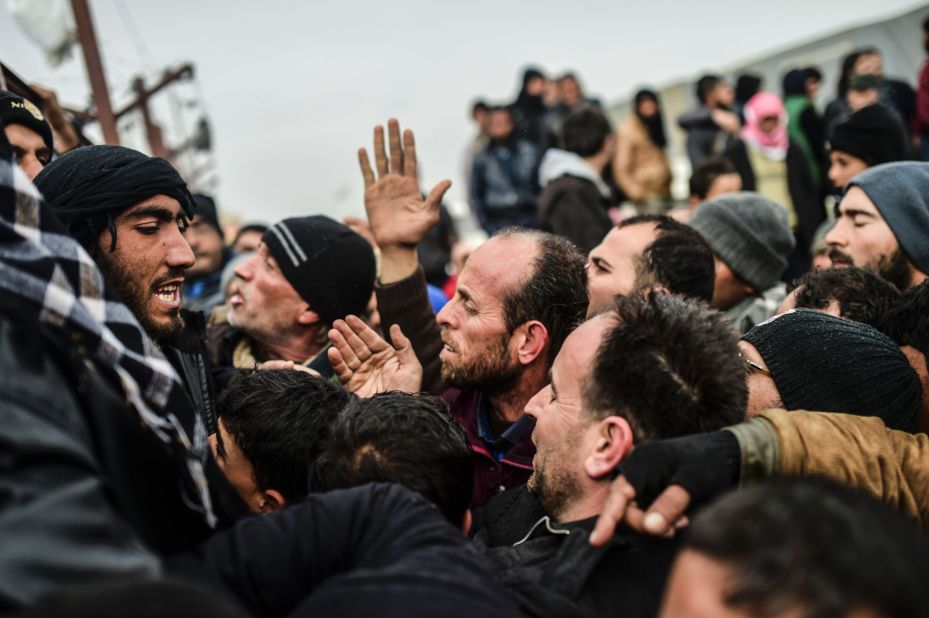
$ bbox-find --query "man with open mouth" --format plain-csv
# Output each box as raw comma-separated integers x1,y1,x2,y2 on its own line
35,145,226,435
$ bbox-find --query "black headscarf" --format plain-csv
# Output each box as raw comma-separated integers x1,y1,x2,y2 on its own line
513,67,547,115
634,89,667,148
34,145,194,253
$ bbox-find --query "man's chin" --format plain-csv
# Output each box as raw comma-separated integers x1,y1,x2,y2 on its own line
141,311,185,345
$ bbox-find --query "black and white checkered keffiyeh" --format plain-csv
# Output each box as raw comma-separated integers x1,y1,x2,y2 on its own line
0,155,216,527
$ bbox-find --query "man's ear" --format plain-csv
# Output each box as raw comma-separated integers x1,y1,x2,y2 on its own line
583,416,634,480
512,320,549,366
259,489,287,513
460,509,473,535
296,306,322,327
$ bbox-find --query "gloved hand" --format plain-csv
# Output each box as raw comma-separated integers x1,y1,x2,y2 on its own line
590,430,741,545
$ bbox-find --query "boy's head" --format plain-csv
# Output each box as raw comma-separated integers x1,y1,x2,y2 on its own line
309,391,475,529
212,370,354,513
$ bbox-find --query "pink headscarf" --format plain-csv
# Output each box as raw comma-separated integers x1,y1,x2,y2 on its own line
741,92,789,160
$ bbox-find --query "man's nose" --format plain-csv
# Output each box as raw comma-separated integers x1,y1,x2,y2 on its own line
167,228,196,269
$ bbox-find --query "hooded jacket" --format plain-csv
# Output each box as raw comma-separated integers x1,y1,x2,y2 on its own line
537,148,613,253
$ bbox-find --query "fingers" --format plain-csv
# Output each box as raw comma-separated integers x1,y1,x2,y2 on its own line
344,314,389,353
425,179,453,211
358,148,375,189
640,485,692,536
403,129,417,178
388,118,404,177
390,324,421,367
373,125,388,178
589,476,637,546
328,322,362,370
327,345,353,385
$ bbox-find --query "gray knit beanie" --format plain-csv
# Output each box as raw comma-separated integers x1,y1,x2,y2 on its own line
742,308,921,432
690,192,795,291
847,161,929,276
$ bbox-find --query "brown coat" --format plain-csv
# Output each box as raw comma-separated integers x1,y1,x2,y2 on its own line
755,409,929,530
612,116,671,202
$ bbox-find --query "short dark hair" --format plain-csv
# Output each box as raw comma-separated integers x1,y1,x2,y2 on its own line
804,66,823,83
684,478,929,618
309,391,474,524
788,267,899,330
880,280,929,357
216,370,354,502
559,107,612,157
689,156,737,200
584,292,747,440
496,229,589,364
923,14,929,35
696,74,723,104
471,99,488,116
622,215,715,302
233,223,267,244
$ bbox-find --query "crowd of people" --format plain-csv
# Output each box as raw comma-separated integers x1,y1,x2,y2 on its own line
3,15,929,618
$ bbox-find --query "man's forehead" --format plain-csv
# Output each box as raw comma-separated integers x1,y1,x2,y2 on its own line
553,314,613,379
838,186,880,216
119,194,184,219
602,223,658,256
460,235,537,294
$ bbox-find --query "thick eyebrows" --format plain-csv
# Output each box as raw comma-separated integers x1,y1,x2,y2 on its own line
840,207,877,219
124,206,179,223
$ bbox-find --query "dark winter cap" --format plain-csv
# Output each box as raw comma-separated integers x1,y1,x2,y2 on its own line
690,192,795,291
34,145,193,252
0,91,53,152
829,105,907,166
847,161,929,276
743,309,921,432
191,193,223,238
263,216,375,325
781,69,807,97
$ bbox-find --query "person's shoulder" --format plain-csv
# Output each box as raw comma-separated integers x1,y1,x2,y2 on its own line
472,486,545,547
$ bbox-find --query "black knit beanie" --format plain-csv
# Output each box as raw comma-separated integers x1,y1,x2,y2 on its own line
262,216,375,325
829,104,907,166
742,309,921,432
191,193,223,238
34,145,193,253
0,91,54,152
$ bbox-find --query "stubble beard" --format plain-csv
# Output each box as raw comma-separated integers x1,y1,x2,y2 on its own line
875,249,912,291
96,251,186,345
440,331,521,393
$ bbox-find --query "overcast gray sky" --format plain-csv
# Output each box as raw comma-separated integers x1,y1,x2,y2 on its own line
2,0,927,223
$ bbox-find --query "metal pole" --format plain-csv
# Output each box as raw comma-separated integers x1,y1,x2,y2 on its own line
70,0,119,144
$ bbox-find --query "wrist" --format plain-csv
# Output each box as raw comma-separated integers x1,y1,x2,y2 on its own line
378,246,419,285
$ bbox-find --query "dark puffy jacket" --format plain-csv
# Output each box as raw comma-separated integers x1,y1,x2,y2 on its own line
538,175,612,253
0,299,244,609
472,485,679,618
470,140,542,234
170,483,523,618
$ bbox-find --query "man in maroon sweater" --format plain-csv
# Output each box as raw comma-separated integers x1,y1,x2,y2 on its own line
338,119,588,507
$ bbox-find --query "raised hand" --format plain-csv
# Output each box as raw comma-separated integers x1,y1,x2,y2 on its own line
358,118,451,251
328,314,423,397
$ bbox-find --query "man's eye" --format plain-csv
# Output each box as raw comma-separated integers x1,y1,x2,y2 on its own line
137,226,159,235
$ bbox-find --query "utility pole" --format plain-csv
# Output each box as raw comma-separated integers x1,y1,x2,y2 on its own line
70,0,119,144
117,65,194,161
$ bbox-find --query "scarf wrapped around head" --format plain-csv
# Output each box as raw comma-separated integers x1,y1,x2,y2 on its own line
741,92,789,161
33,145,194,253
0,133,215,527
